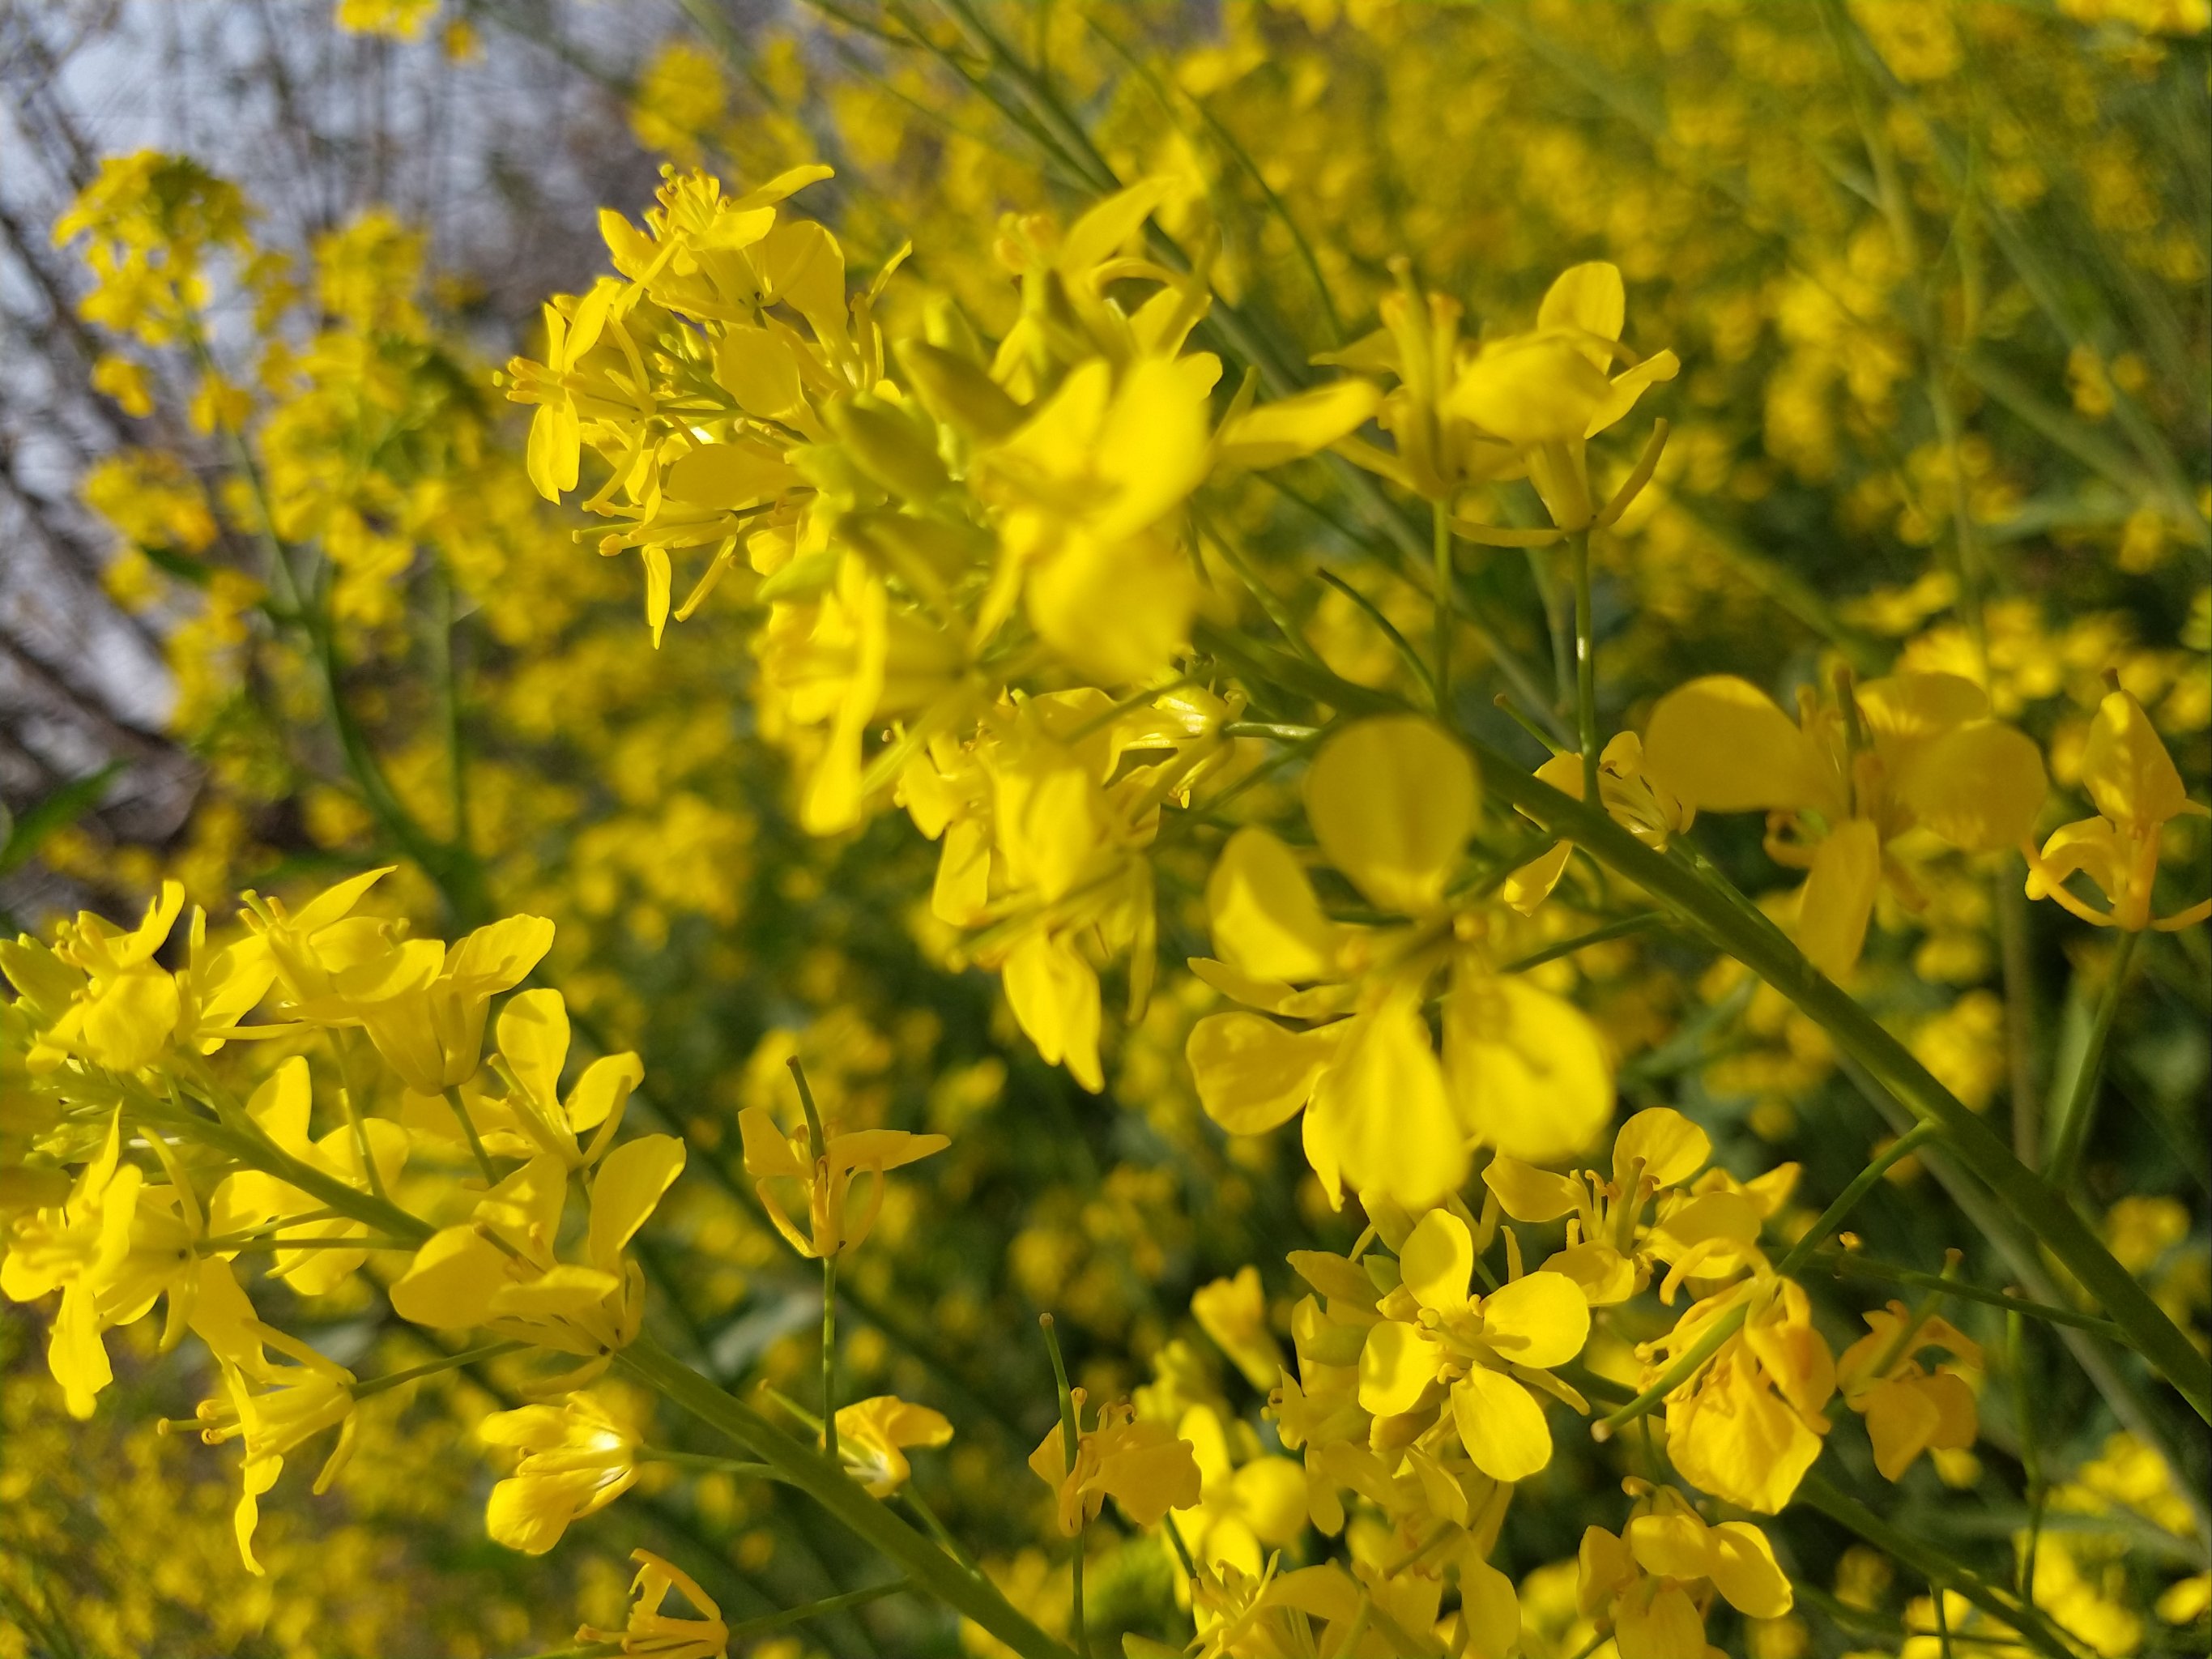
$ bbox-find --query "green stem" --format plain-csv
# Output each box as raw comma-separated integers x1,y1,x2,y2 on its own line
2009,1311,2045,1599
1571,529,1598,801
1806,1251,2125,1340
443,1085,499,1183
1591,1302,1746,1441
823,1252,841,1467
617,1334,1076,1659
1796,1473,2075,1659
1432,499,1453,714
1497,913,1664,975
637,1449,786,1480
352,1340,526,1400
2044,929,2139,1183
1775,1121,1939,1276
1040,1314,1089,1659
726,1580,910,1642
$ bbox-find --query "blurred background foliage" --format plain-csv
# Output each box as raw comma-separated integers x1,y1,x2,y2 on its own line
0,1,2205,1655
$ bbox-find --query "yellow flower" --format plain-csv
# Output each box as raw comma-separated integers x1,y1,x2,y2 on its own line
1190,1266,1287,1392
407,987,645,1171
1577,1483,1792,1659
293,912,556,1093
207,1058,408,1297
1647,672,2047,975
1357,1207,1592,1483
41,881,185,1072
1835,1300,1982,1482
191,1327,360,1574
388,1137,684,1384
90,352,155,416
0,1112,143,1417
1656,1278,1835,1513
1503,733,1695,915
737,1106,947,1258
479,1391,641,1554
1169,1403,1307,1578
1446,261,1679,532
1484,1107,1784,1307
1188,717,1615,1206
577,1548,731,1659
833,1394,953,1496
2025,687,2210,931
1029,1393,1202,1535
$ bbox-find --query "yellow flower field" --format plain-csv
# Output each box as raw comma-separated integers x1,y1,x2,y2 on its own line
1,2,2206,1657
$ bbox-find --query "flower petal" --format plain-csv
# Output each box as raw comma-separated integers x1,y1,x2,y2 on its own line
1305,717,1478,914
1645,676,1834,815
1451,1365,1553,1483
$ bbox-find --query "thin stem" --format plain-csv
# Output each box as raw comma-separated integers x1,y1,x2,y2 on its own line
1997,873,2041,1164
1775,1121,1940,1276
1497,913,1664,975
637,1449,786,1479
822,1252,841,1467
2009,1311,2045,1599
1592,1303,1746,1441
1797,1473,2075,1659
903,1486,980,1576
1431,499,1452,714
726,1580,910,1642
1571,528,1598,800
443,1085,499,1183
617,1335,1076,1659
1040,1314,1089,1659
1806,1250,2125,1340
338,1087,388,1202
788,1056,827,1156
2044,928,2139,1183
352,1340,527,1401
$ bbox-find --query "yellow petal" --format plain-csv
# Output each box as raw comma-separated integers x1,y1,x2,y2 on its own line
1585,348,1679,437
1003,933,1104,1094
1399,1207,1475,1313
1478,1270,1589,1370
1305,717,1478,914
389,1226,508,1329
586,1134,687,1271
487,1473,578,1555
1358,1320,1443,1417
1451,337,1613,447
1537,262,1625,349
1892,719,2047,853
1483,1157,1583,1222
1501,841,1573,917
1625,1509,1714,1580
565,1053,643,1134
1644,676,1833,815
1617,1582,1708,1659
738,1105,807,1179
1450,1366,1553,1483
1444,975,1613,1162
499,988,570,1111
1796,819,1882,979
1611,1106,1709,1189
1305,999,1466,1208
1216,380,1381,471
1026,528,1196,684
1457,1552,1522,1659
1207,827,1337,982
1708,1521,1793,1619
2081,688,2192,834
